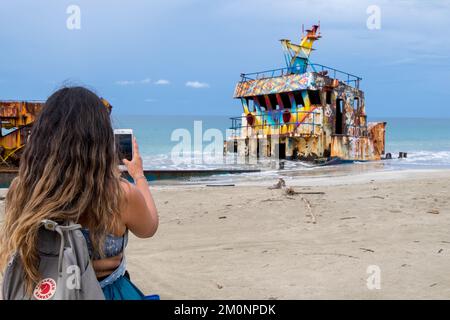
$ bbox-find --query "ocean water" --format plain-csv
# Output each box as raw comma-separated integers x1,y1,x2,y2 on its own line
111,115,450,184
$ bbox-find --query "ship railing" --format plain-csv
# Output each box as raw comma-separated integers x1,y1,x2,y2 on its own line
240,63,362,89
309,63,362,89
230,113,369,138
229,110,322,137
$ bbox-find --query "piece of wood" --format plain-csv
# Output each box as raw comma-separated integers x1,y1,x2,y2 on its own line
269,178,286,190
295,192,325,195
284,187,325,195
302,197,316,224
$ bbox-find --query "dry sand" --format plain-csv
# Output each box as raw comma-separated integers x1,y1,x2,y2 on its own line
1,169,450,299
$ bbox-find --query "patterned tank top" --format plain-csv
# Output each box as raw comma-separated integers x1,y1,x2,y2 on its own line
80,228,128,259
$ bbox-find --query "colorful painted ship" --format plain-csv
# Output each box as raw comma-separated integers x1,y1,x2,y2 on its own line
225,24,386,162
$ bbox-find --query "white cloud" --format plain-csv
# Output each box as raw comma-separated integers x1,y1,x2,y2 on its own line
140,78,152,84
185,81,210,89
154,79,170,85
115,80,136,86
115,78,152,85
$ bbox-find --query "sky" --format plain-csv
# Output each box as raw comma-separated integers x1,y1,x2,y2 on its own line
0,0,449,117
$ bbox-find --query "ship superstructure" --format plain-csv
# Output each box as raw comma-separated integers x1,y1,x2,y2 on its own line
226,25,386,162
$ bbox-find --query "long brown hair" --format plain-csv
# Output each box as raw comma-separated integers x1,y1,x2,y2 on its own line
0,86,124,294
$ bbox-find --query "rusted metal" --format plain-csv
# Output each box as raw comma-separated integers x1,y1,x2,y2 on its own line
0,101,44,166
227,25,386,162
0,98,113,167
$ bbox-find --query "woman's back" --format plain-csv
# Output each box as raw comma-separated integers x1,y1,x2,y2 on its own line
0,86,158,300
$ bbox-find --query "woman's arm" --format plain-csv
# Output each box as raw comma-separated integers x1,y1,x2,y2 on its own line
122,137,159,238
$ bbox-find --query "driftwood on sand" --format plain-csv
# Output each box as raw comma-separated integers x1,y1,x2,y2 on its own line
269,178,286,189
284,187,325,196
302,197,316,224
268,179,322,224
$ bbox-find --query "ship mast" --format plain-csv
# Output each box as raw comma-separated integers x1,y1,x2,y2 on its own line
280,23,321,74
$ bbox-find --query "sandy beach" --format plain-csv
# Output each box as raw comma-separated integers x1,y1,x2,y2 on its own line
2,169,450,299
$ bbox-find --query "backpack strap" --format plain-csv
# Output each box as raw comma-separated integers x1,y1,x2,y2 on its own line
40,220,81,276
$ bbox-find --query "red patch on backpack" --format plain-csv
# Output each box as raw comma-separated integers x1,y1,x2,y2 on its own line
33,278,57,300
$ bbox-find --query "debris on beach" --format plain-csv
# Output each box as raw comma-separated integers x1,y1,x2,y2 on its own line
302,197,316,224
284,186,296,195
427,209,440,215
401,264,410,268
261,198,284,202
284,186,325,196
269,178,286,189
359,248,375,253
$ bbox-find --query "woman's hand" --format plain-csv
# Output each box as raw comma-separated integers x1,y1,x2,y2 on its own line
121,136,158,238
122,137,144,181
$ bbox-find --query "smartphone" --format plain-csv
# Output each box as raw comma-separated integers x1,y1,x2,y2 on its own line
114,129,133,166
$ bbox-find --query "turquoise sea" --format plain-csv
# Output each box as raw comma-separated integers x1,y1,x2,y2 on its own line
111,115,450,183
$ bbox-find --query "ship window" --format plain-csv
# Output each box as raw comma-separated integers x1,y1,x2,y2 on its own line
253,97,262,111
281,93,291,109
245,98,251,112
308,90,321,105
326,91,332,104
249,98,254,110
247,98,255,112
335,99,343,135
293,91,304,107
353,97,360,110
258,96,267,109
269,94,279,110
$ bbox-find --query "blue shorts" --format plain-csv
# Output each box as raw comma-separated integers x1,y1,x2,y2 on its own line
101,272,160,300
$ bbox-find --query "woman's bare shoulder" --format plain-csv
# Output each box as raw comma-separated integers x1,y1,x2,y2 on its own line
119,179,145,216
120,179,141,200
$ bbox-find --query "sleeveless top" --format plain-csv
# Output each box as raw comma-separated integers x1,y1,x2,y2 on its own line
80,228,128,259
80,228,129,288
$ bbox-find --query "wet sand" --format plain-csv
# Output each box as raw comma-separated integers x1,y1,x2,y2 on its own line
1,169,450,299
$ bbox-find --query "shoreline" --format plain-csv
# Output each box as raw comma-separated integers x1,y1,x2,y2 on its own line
137,167,450,189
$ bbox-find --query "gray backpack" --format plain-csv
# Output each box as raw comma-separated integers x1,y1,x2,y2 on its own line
2,219,105,300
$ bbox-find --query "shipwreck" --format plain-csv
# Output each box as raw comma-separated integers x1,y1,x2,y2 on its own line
225,24,386,163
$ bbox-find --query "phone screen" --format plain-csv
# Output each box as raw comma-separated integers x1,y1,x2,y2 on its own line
116,133,133,164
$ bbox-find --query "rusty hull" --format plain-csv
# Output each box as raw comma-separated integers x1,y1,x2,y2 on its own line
0,99,112,167
229,73,387,161
0,101,44,165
